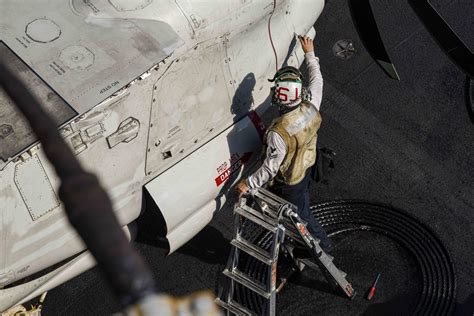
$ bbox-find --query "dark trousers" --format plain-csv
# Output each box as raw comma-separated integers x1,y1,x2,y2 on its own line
270,170,331,250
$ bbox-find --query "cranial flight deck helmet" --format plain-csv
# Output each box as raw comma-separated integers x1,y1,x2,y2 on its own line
269,66,305,110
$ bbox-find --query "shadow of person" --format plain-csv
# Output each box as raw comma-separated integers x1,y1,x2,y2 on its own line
136,73,268,264
214,73,260,214
231,73,256,122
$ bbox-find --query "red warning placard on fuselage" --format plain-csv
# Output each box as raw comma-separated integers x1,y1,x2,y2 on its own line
215,152,252,186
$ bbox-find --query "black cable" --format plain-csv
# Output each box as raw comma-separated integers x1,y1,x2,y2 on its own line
0,61,156,308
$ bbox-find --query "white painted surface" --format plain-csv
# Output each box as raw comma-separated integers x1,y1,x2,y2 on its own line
0,1,184,113
0,226,132,312
145,37,232,175
0,0,324,309
13,155,60,221
145,116,261,252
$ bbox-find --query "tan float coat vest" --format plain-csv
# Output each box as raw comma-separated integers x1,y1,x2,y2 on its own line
266,101,322,185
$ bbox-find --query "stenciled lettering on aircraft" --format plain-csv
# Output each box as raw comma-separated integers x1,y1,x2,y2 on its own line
99,81,120,94
215,152,252,186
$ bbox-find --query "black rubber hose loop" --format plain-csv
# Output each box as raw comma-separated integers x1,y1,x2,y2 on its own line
312,202,456,315
314,204,455,315
314,205,454,315
232,201,456,315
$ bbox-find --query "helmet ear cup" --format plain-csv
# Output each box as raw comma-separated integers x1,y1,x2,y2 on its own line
301,86,309,101
271,86,278,105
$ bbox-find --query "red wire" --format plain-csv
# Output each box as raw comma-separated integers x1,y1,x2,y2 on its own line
268,0,278,72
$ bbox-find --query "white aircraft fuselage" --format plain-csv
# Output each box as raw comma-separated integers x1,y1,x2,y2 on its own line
0,0,324,310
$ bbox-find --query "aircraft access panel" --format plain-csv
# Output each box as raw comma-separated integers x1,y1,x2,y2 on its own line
0,42,76,162
0,0,183,113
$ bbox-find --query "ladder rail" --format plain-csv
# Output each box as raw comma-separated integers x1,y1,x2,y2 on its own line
266,224,285,316
217,188,356,316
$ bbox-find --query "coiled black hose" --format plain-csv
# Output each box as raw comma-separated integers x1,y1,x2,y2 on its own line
231,201,456,315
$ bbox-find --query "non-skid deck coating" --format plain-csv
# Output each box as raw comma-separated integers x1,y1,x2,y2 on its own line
43,0,473,314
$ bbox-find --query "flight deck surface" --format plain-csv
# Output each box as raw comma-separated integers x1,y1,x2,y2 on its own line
43,0,473,314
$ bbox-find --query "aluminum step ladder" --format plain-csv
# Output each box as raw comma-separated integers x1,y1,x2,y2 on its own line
215,188,355,315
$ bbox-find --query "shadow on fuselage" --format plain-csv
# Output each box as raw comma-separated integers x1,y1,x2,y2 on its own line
136,188,231,265
214,72,260,214
136,73,264,263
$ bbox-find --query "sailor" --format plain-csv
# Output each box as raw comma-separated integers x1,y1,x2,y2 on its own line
235,35,331,251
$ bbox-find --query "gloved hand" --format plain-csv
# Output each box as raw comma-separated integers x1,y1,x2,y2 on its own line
235,179,249,197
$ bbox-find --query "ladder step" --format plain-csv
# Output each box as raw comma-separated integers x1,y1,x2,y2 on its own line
238,204,277,225
223,269,270,299
298,257,354,298
221,187,357,309
235,206,277,232
231,238,272,265
215,298,255,315
254,189,294,209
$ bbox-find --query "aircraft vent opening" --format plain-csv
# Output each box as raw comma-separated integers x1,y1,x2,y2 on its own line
162,151,172,160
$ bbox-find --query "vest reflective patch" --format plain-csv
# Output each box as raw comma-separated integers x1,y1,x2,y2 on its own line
284,104,317,136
